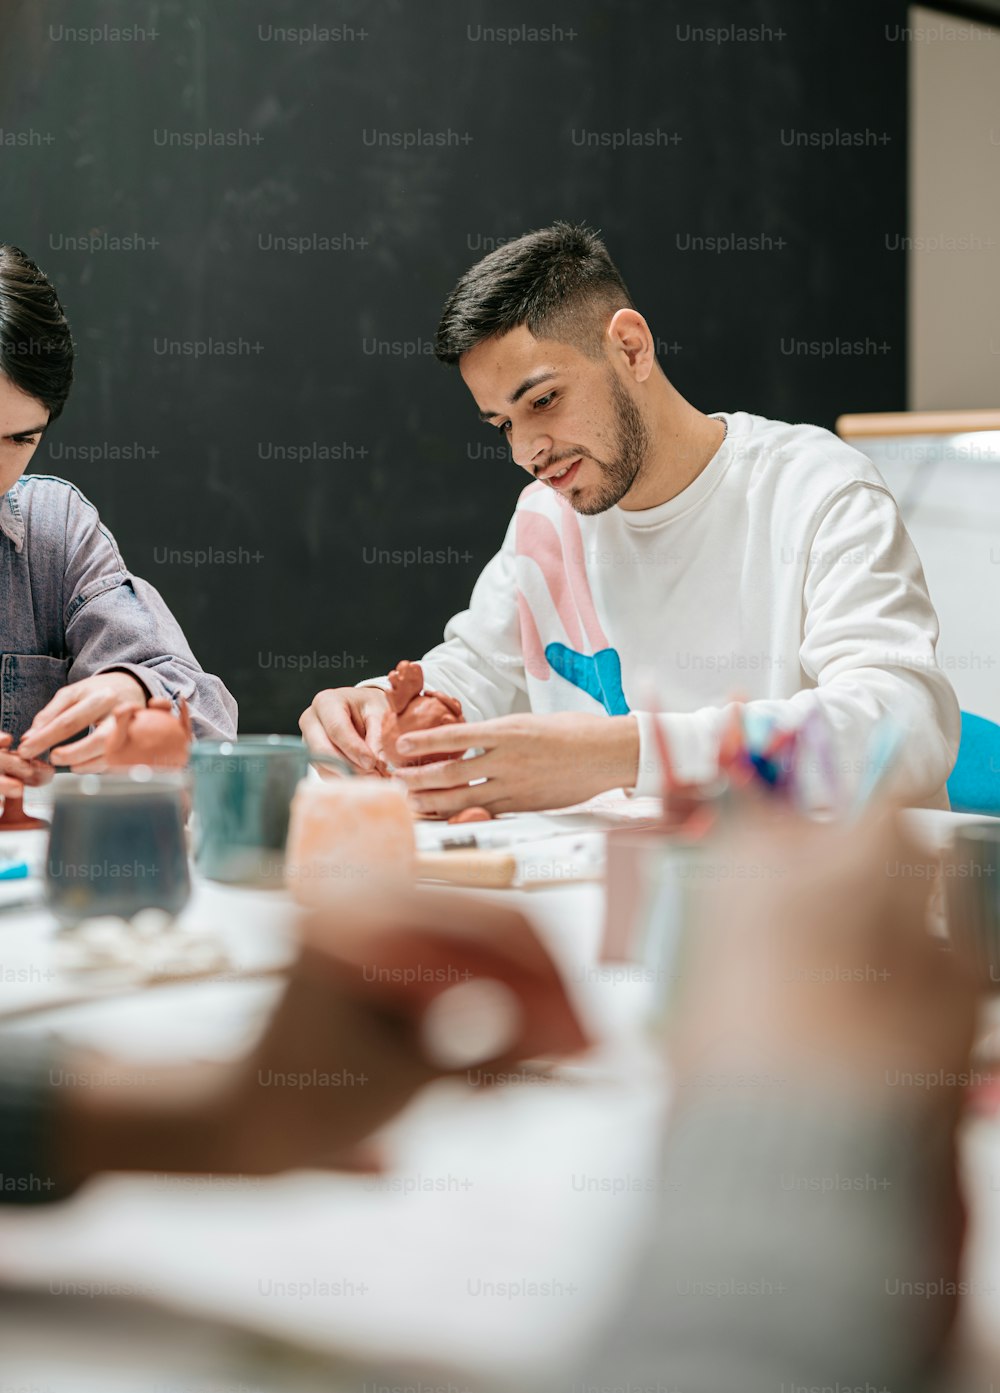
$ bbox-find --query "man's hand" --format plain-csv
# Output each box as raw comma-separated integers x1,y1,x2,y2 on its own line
217,886,589,1172
56,889,589,1183
393,712,640,815
671,803,978,1107
666,805,978,1358
18,672,148,768
299,685,391,775
0,732,54,798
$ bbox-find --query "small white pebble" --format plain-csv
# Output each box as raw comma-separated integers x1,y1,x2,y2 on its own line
131,908,174,938
78,916,130,946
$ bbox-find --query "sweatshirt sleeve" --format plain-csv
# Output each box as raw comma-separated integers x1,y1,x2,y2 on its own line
359,515,530,722
632,483,961,808
61,492,238,741
577,1090,962,1393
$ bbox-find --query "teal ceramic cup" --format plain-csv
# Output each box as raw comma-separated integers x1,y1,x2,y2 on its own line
191,736,346,887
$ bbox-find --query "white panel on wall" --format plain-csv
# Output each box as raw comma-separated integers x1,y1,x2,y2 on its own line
861,431,1000,719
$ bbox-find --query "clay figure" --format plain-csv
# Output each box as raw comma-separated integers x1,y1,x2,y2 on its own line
380,662,463,767
448,806,493,824
380,661,494,822
0,787,46,831
100,696,193,769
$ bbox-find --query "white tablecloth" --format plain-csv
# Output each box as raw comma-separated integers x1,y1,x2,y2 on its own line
0,805,995,1383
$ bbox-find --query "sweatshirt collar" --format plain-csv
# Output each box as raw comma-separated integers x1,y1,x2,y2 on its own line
613,411,745,530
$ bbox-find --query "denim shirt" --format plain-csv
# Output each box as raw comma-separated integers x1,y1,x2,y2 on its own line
0,474,238,743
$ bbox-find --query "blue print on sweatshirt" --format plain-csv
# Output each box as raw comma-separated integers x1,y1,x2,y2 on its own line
544,643,630,716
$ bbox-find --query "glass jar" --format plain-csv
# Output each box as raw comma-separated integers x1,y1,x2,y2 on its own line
45,769,190,926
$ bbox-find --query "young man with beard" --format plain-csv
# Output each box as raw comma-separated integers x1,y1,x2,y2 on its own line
301,223,958,813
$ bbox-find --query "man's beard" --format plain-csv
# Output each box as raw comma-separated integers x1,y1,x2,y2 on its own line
564,373,649,515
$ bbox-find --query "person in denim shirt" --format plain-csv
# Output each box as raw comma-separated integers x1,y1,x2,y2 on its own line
0,244,236,786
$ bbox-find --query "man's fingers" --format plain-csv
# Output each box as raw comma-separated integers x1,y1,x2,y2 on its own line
299,705,369,775
58,753,111,774
364,708,385,762
26,761,55,786
0,753,36,777
0,753,53,786
307,695,378,772
395,754,488,794
19,682,90,754
19,691,107,758
24,681,78,732
396,722,495,760
50,714,117,767
410,782,496,819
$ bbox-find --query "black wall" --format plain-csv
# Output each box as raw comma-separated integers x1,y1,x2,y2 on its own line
1,0,909,731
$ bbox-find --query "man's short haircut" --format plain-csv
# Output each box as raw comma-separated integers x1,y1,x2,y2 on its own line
434,221,635,365
0,244,74,421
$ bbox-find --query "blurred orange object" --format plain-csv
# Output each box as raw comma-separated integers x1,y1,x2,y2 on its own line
0,786,45,831
284,776,416,906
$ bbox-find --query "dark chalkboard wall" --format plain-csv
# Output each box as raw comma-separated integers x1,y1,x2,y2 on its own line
0,0,909,731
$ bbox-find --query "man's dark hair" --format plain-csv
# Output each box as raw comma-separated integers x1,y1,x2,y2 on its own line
434,222,635,365
0,244,74,421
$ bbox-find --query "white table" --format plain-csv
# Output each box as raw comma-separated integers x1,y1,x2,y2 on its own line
0,804,996,1388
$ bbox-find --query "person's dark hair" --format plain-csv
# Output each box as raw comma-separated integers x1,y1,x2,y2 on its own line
0,244,74,422
434,222,635,365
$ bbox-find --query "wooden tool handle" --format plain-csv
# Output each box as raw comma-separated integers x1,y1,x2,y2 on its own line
416,850,518,888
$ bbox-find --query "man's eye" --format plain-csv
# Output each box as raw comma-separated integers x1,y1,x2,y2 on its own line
534,392,556,408
9,435,39,448
496,421,511,434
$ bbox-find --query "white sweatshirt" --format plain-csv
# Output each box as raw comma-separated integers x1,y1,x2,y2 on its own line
365,411,960,810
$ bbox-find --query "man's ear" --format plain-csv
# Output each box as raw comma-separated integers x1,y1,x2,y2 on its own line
607,308,656,384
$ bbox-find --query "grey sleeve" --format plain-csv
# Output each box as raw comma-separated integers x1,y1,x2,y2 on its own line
61,492,238,740
0,1038,79,1206
575,1091,963,1393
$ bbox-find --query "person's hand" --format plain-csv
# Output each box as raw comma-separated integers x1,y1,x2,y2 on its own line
392,712,641,815
0,732,54,798
665,804,978,1361
218,886,591,1172
299,685,391,775
18,671,148,768
57,889,590,1182
671,802,978,1109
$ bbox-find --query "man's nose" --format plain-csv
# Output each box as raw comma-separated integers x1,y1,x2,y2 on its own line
510,428,551,475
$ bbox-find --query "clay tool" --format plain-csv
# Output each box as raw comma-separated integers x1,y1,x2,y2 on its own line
417,832,606,888
434,822,564,852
